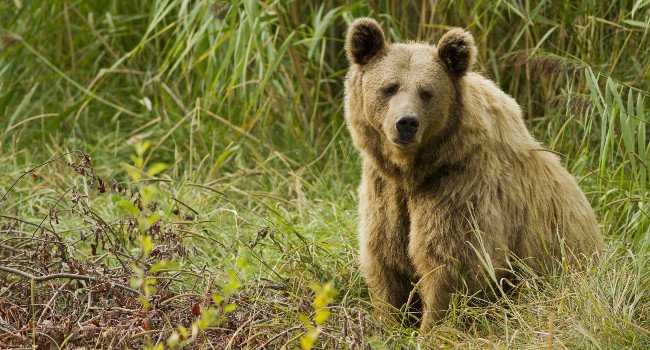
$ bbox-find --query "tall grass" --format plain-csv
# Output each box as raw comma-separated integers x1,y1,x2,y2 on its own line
0,0,648,348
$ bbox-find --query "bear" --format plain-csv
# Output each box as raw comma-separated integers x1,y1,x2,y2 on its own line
343,18,604,330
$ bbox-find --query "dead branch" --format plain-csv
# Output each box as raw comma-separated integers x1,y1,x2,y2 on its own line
0,265,142,296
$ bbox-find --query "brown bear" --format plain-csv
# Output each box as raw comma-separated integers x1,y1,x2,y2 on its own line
343,18,604,330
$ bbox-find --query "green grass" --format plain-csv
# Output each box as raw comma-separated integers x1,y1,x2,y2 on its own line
0,0,648,348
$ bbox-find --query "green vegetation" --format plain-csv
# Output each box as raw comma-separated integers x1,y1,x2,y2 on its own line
0,0,648,348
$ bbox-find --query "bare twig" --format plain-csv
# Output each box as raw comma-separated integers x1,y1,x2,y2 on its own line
30,187,72,237
0,265,142,296
0,243,20,253
256,325,302,349
0,280,20,298
0,215,55,233
37,280,71,324
0,151,72,205
171,196,199,216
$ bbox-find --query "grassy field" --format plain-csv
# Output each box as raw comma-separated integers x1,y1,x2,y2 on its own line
0,0,649,348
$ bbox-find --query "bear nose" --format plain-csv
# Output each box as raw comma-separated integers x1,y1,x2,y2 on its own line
396,115,419,141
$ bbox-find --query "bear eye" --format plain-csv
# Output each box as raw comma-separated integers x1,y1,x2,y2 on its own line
381,83,399,96
420,90,433,101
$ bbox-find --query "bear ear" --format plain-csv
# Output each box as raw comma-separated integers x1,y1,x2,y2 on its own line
345,18,387,65
436,28,477,76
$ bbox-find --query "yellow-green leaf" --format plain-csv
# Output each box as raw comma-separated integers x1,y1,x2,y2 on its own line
300,336,315,350
140,235,154,255
223,303,237,313
121,162,143,181
147,162,168,176
118,200,140,217
314,309,330,324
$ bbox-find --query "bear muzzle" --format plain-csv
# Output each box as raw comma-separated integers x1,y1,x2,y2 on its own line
395,114,420,146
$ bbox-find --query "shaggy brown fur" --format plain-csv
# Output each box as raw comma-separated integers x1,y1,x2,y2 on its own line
344,18,604,330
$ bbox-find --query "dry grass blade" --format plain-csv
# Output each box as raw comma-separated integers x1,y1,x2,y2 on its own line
500,49,584,77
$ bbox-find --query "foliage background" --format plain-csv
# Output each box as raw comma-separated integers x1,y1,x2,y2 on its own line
0,0,648,348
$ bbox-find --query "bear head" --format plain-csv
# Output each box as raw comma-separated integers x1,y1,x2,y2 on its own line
344,18,477,171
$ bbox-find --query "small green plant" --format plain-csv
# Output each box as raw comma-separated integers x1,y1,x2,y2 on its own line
121,141,168,181
166,257,247,348
117,142,168,309
300,283,337,350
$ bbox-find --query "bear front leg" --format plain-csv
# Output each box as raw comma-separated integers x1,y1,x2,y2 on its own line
358,166,418,323
415,268,454,332
407,197,470,331
360,249,420,320
359,205,420,323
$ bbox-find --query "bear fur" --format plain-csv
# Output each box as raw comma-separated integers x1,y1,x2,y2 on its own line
344,18,604,330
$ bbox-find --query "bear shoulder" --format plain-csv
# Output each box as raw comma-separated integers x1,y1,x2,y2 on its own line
462,73,539,151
